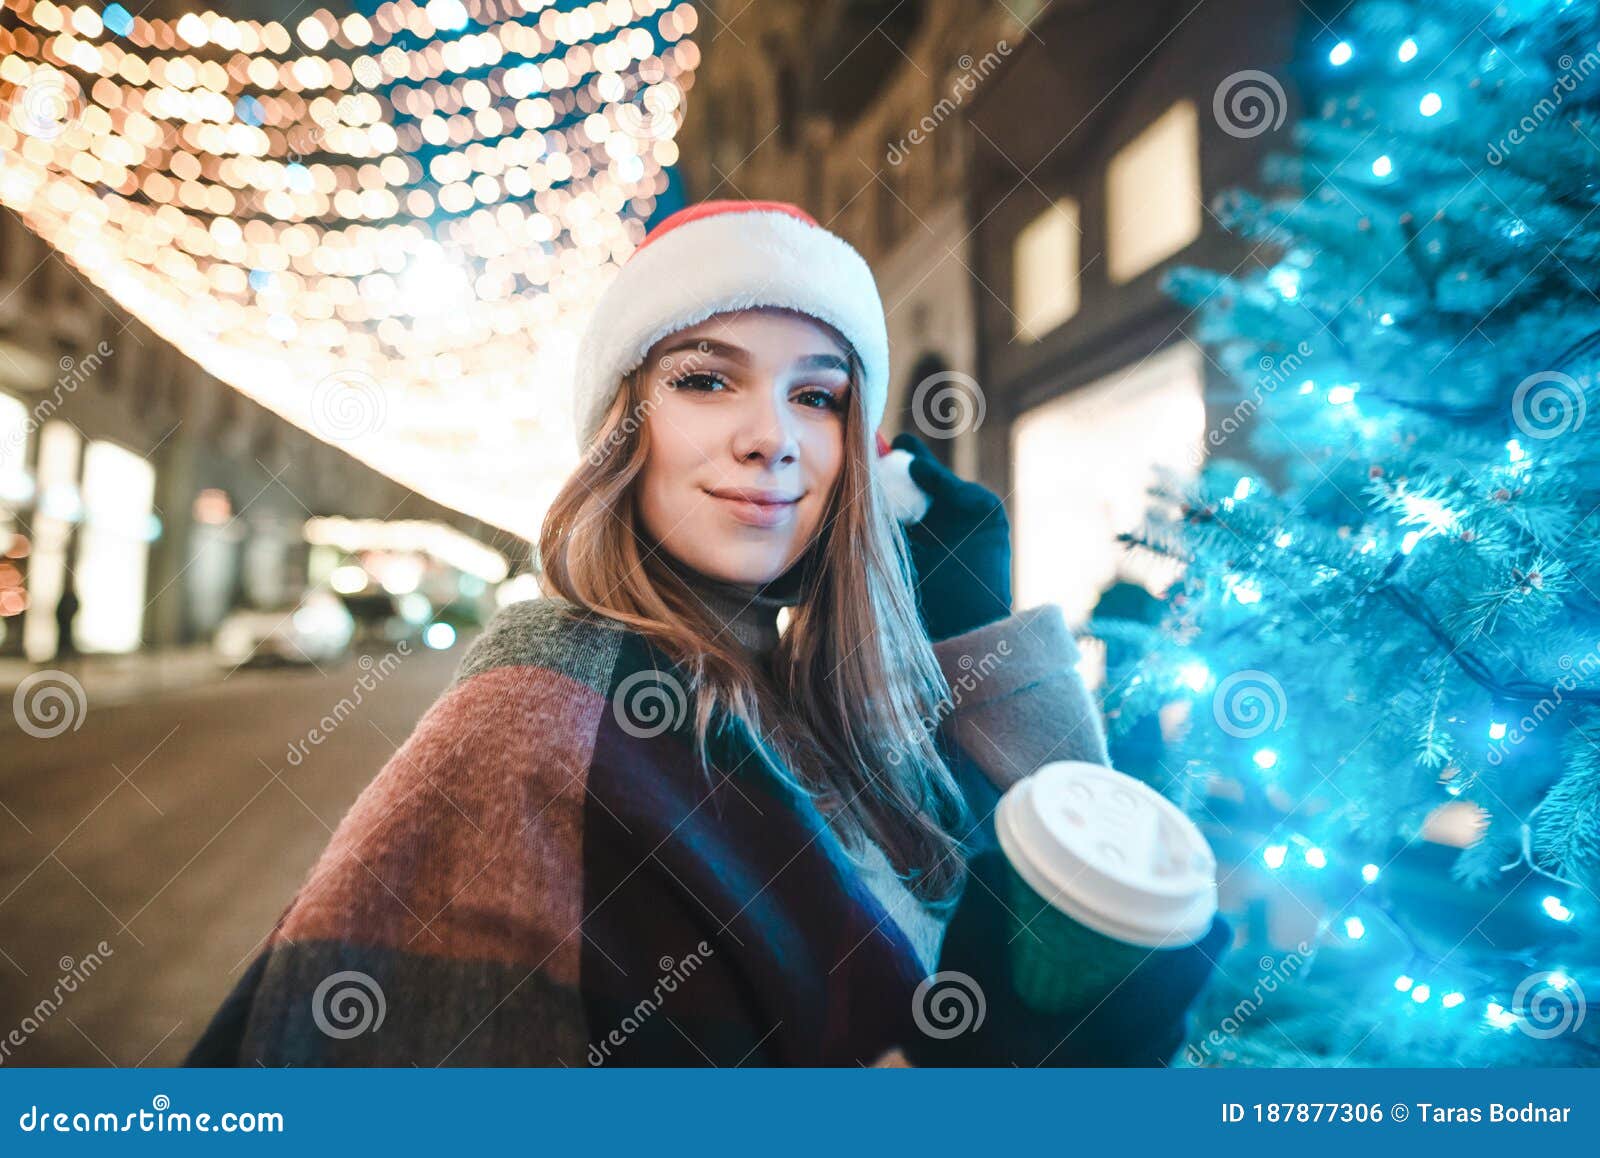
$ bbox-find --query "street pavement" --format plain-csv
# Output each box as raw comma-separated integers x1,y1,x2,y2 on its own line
0,643,464,1066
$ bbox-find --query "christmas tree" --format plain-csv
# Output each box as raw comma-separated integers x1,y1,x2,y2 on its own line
1101,0,1600,1065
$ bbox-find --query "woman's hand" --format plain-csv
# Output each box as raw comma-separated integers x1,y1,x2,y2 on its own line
891,431,1013,641
902,847,1232,1067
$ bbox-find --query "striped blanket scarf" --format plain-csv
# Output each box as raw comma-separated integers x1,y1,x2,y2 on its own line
184,597,1227,1066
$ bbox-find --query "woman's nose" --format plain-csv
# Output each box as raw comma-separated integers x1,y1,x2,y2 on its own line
732,388,799,464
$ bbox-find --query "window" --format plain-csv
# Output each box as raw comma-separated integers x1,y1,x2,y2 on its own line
1010,341,1205,626
1012,197,1080,341
22,421,80,659
1106,100,1201,284
0,393,30,504
75,439,156,653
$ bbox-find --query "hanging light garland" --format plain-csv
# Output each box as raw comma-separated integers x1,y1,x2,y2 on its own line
0,0,700,536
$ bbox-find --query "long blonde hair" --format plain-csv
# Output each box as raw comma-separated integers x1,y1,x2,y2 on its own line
538,350,973,908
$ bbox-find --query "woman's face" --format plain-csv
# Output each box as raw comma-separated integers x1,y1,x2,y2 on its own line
634,308,851,588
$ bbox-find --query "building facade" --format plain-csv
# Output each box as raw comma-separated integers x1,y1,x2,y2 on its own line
0,211,524,661
674,0,1049,478
966,0,1318,624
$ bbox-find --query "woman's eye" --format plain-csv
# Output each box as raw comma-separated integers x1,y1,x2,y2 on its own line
671,372,727,393
794,387,845,411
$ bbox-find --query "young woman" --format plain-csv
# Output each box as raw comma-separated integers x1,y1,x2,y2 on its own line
186,200,1227,1067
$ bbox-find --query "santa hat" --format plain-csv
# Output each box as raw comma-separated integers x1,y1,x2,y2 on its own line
570,198,928,523
572,199,891,453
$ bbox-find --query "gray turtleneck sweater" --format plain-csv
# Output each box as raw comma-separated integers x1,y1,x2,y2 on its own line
661,552,1112,976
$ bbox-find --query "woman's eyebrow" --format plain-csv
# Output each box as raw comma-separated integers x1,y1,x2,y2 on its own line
792,352,850,374
655,337,749,364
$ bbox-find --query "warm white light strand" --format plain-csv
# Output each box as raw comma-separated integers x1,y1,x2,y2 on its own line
0,0,700,536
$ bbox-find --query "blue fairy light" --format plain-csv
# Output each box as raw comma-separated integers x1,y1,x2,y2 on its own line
1542,895,1573,921
103,3,133,36
1486,1002,1519,1029
1267,268,1300,299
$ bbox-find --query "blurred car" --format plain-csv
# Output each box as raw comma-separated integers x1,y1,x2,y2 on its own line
338,589,429,646
214,589,356,667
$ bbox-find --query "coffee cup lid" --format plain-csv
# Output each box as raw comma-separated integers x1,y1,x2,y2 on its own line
995,761,1218,948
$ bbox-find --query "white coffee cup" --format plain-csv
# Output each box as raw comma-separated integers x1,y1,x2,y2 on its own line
995,761,1219,948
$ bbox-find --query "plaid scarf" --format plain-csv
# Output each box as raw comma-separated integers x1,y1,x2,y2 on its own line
183,594,1199,1066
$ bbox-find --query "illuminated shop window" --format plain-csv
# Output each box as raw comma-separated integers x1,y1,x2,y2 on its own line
1011,341,1205,626
0,393,31,505
22,421,80,660
1106,100,1202,284
1013,197,1080,341
76,440,157,654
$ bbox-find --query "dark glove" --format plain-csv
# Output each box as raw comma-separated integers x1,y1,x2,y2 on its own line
891,431,1012,641
901,848,1232,1067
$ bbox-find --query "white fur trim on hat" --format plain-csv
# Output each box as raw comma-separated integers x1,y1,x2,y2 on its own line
875,448,932,524
571,207,891,452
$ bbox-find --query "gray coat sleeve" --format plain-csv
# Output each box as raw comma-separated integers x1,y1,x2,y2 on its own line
929,603,1111,793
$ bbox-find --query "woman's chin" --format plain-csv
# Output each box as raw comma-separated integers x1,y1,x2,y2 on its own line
681,545,797,589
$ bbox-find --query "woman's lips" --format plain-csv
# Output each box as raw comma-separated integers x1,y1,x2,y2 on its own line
705,488,801,528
